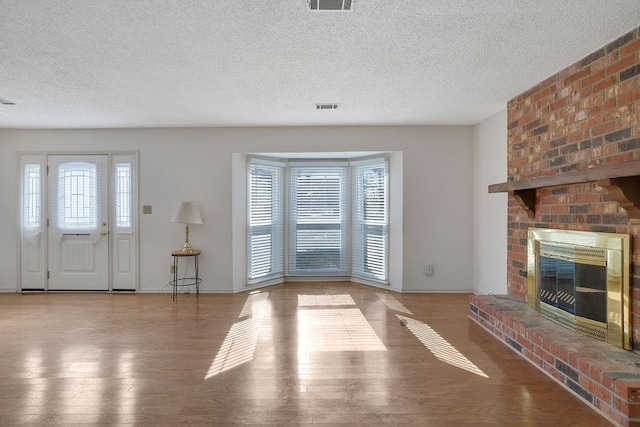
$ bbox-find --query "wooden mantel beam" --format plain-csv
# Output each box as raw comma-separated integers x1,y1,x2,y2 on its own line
489,161,640,219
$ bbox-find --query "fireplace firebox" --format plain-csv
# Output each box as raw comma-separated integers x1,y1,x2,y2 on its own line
527,228,631,349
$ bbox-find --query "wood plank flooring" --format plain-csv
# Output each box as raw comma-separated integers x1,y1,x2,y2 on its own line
0,283,612,426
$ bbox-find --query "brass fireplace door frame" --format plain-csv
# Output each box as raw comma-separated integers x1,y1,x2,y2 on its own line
527,228,630,350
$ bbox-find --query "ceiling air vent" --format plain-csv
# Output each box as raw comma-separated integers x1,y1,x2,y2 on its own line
308,0,353,12
315,103,338,110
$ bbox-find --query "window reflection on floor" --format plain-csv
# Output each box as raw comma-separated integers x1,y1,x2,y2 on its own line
117,352,136,424
60,346,106,424
396,314,489,378
21,348,46,423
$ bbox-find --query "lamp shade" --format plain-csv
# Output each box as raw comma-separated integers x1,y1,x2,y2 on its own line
171,202,203,224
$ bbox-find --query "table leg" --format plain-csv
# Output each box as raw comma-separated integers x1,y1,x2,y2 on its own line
172,256,178,301
195,255,199,297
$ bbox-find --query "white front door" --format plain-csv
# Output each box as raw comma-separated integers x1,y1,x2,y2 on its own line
47,155,109,291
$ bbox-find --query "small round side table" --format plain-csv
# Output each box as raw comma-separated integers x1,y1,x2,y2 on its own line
170,249,202,300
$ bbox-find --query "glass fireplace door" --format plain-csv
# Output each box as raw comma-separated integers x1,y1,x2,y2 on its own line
538,255,607,325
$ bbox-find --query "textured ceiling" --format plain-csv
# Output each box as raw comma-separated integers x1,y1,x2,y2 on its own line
1,0,639,129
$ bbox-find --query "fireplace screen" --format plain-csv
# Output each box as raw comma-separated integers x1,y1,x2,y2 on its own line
527,229,630,349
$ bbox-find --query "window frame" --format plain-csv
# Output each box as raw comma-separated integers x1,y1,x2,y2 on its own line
246,155,389,285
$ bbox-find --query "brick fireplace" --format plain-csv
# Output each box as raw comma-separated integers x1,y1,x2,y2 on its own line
470,26,640,426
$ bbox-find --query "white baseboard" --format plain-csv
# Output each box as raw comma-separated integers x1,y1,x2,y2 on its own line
138,288,237,294
401,288,473,293
351,277,401,292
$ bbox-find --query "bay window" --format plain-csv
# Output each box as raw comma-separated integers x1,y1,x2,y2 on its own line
247,155,388,284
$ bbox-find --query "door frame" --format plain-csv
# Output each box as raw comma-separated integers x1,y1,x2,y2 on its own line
17,151,140,292
47,154,110,291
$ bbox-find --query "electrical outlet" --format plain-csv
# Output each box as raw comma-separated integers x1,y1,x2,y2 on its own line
170,264,176,274
425,264,434,276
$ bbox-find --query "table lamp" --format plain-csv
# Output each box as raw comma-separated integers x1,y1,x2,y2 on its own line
171,202,203,253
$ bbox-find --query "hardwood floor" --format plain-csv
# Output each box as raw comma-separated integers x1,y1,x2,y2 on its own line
0,283,612,426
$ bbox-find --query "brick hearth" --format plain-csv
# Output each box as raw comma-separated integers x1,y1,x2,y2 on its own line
470,295,640,426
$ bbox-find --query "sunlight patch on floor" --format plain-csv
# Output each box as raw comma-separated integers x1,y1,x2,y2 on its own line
205,292,270,379
377,293,413,314
396,314,489,378
298,309,386,353
239,291,270,318
297,308,386,379
297,294,356,307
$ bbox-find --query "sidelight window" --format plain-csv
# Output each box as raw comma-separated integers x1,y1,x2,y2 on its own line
114,163,132,228
23,164,42,229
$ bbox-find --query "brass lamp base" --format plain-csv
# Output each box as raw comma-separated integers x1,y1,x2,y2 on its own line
181,224,194,253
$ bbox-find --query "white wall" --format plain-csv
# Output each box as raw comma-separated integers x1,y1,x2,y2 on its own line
0,126,473,293
472,110,508,295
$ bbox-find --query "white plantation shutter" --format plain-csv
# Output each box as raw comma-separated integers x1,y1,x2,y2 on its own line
288,165,349,275
352,159,388,282
247,159,285,282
